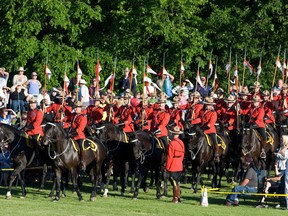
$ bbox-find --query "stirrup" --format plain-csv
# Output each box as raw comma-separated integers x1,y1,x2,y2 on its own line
260,151,266,159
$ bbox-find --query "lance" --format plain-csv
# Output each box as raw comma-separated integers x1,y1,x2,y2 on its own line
111,57,117,93
161,52,166,92
108,57,117,122
212,56,218,92
272,45,282,88
44,51,48,90
76,59,79,102
62,60,68,107
284,49,287,83
241,47,247,88
235,53,240,131
95,49,100,98
195,61,200,92
256,48,263,83
227,47,232,94
206,48,213,88
141,58,146,130
129,53,136,93
179,51,183,87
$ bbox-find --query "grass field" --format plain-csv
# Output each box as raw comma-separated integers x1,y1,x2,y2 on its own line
0,173,285,216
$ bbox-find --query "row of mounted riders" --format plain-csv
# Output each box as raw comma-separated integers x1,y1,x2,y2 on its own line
0,116,286,201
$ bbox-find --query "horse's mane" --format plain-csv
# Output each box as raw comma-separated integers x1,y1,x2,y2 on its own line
0,123,23,136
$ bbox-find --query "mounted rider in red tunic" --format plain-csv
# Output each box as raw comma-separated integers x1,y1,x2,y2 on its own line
199,97,219,162
24,97,44,165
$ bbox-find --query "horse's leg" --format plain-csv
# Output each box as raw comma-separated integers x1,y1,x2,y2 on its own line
49,175,56,197
133,165,143,200
124,161,129,189
39,163,47,190
161,169,168,197
71,168,83,201
6,158,26,199
154,168,162,199
61,171,69,197
18,172,27,198
102,161,112,197
90,166,97,201
53,168,62,201
129,161,136,193
120,162,126,196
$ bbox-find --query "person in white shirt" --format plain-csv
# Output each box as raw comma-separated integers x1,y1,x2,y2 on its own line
37,88,51,107
12,67,28,86
78,79,89,107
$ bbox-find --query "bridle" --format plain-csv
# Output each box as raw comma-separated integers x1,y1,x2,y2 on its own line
43,122,71,160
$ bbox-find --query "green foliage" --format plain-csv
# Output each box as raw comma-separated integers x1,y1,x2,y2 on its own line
0,0,287,92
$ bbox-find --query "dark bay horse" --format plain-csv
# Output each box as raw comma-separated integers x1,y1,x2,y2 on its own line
131,130,167,199
93,122,139,197
187,126,228,193
0,124,39,198
41,122,106,201
241,124,279,175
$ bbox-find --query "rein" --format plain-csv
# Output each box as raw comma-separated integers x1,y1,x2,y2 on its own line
189,138,204,160
43,122,72,160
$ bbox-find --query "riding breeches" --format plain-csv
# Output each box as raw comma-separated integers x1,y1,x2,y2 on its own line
256,128,267,142
76,139,84,152
169,172,181,187
159,136,168,150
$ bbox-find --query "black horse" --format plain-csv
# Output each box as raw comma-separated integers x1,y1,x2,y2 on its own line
187,125,228,193
41,122,106,201
131,130,168,199
241,124,279,175
0,123,45,198
93,122,139,197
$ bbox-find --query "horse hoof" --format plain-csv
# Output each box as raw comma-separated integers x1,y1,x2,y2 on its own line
6,192,12,199
90,197,96,202
79,199,84,202
120,192,124,197
61,194,66,198
143,187,149,193
132,197,138,201
102,194,108,198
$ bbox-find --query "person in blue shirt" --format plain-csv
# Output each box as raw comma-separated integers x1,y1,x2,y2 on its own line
0,107,17,125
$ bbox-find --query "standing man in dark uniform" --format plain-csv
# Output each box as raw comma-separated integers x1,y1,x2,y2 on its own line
166,126,185,203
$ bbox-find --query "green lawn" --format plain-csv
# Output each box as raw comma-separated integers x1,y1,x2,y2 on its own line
0,174,284,216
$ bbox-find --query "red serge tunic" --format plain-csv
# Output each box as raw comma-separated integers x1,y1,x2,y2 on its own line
71,114,87,140
263,101,275,124
166,137,185,172
221,106,237,131
151,110,170,137
120,106,135,133
249,106,265,128
26,109,44,136
200,109,217,134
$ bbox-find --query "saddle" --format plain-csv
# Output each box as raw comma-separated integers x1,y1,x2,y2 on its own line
252,129,274,146
150,135,165,151
23,132,41,149
70,138,98,152
204,133,226,150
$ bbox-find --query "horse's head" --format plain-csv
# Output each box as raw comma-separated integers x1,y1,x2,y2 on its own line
128,132,142,160
186,125,204,151
0,124,16,149
241,126,254,155
91,122,107,141
41,122,59,146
